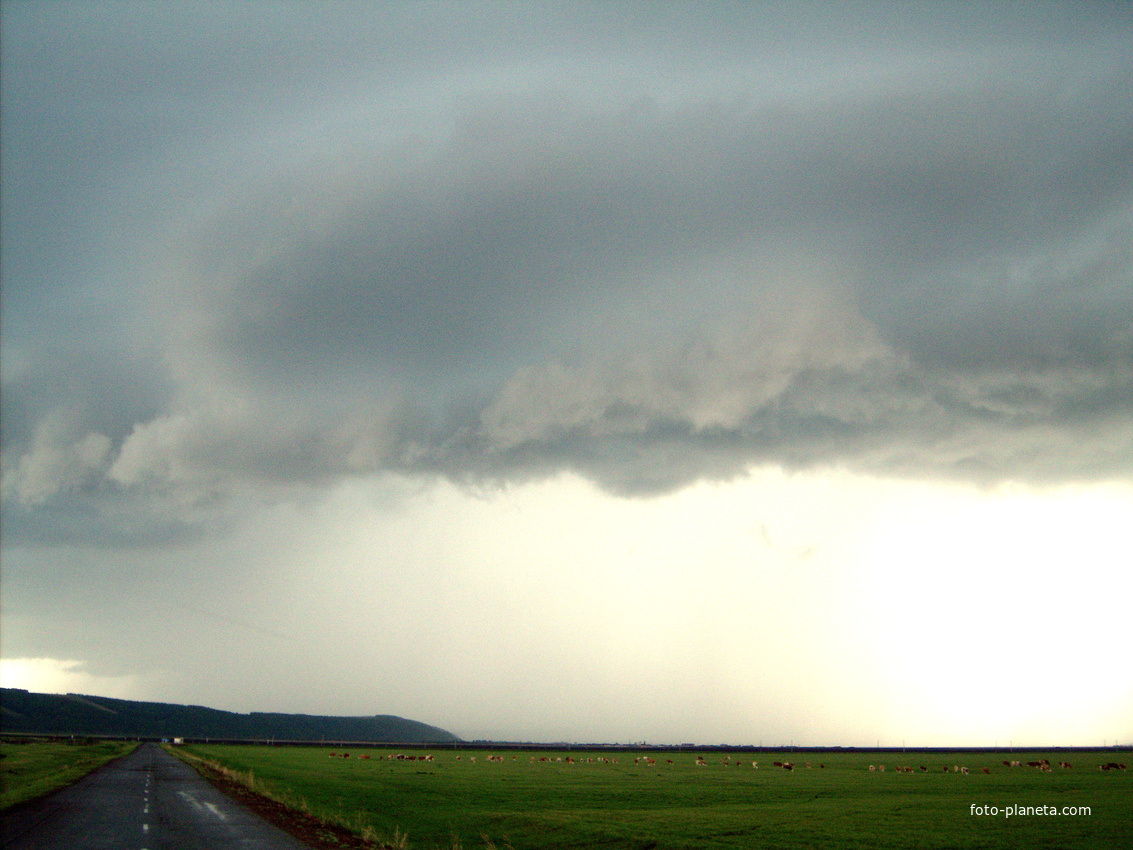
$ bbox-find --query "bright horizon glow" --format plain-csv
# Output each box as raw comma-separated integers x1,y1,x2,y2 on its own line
854,481,1133,747
4,468,1130,746
0,657,146,701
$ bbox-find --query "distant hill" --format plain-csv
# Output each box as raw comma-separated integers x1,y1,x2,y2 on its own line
0,689,461,743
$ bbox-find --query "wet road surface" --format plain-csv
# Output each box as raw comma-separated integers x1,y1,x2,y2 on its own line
1,742,314,849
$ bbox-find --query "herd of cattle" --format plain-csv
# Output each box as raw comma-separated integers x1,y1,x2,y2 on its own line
325,751,1128,773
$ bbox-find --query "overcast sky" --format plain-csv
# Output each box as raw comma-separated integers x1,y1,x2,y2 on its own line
2,0,1131,746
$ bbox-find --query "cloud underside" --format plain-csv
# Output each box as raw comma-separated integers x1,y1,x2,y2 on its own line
3,54,1132,541
6,288,1129,542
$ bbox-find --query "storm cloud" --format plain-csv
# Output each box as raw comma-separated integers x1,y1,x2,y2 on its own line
2,2,1132,746
5,2,1130,544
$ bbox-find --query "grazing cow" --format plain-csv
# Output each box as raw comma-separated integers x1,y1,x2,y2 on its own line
696,759,707,768
868,765,876,772
774,761,783,767
878,765,885,772
1058,761,1072,769
961,767,970,775
752,762,759,769
982,768,991,774
920,766,928,772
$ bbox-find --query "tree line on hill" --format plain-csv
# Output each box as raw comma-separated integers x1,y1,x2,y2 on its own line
0,688,461,743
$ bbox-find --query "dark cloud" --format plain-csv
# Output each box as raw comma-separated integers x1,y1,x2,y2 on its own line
3,1,1132,543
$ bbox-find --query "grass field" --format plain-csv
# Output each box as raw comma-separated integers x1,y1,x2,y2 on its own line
176,745,1131,849
0,739,138,809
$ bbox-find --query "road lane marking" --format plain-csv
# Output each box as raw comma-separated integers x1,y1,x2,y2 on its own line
177,790,231,822
178,790,204,811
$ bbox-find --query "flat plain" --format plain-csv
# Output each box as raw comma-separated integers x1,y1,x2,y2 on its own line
176,745,1132,849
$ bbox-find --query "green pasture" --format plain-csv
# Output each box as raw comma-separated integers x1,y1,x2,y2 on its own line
177,745,1131,849
0,738,138,809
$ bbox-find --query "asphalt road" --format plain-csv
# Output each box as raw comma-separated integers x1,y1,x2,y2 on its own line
1,742,315,849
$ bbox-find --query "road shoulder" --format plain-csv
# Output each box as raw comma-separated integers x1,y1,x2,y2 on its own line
165,748,380,849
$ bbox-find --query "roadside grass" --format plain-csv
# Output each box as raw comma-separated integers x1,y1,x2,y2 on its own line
177,746,1132,849
0,738,138,809
169,745,394,846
